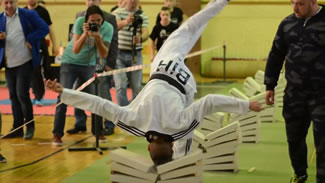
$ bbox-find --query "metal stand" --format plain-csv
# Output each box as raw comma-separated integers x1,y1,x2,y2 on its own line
223,43,227,82
68,74,123,154
211,43,234,84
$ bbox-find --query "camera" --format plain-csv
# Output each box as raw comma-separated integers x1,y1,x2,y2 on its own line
89,23,99,32
132,10,143,27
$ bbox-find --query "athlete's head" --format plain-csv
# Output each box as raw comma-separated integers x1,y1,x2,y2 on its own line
146,132,174,165
291,0,318,18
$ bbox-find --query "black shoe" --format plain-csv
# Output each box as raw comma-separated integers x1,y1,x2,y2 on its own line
24,127,35,140
290,174,308,183
103,127,114,136
66,127,86,134
0,154,7,163
3,128,24,138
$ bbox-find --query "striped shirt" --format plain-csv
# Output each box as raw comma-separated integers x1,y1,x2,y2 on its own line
113,8,149,51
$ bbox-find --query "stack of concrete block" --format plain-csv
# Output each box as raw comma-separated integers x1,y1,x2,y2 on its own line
253,70,286,107
157,151,203,183
229,88,249,100
254,70,265,86
110,148,158,183
110,149,203,183
230,85,277,124
243,77,262,97
229,110,259,143
197,112,225,136
192,122,241,172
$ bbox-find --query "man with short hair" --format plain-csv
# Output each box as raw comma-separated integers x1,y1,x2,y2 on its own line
66,0,118,136
265,0,325,182
156,0,185,26
112,0,149,106
150,7,178,62
0,0,49,139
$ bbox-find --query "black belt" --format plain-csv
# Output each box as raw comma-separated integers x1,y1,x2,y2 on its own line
150,74,185,95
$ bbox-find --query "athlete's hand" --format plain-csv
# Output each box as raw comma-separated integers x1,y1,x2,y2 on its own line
45,79,63,93
249,101,262,112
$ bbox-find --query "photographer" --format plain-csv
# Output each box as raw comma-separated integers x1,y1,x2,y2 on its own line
66,0,119,137
51,5,114,145
112,0,149,106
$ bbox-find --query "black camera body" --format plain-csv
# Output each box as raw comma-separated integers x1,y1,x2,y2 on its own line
132,10,143,28
89,23,99,32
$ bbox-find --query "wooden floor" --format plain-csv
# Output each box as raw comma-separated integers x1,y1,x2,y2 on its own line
0,115,136,183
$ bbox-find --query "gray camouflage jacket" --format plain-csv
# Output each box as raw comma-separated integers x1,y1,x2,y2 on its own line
265,5,325,90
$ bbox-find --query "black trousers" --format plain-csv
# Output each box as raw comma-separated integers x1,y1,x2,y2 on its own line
31,39,53,100
283,85,325,183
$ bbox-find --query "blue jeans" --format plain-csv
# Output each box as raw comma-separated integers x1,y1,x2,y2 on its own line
98,75,115,129
53,63,102,136
5,61,34,129
74,75,115,130
113,50,143,106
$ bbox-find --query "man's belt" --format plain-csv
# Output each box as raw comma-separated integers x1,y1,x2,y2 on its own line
150,74,185,95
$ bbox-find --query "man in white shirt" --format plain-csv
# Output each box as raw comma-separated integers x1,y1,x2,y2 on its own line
0,0,49,139
46,0,261,165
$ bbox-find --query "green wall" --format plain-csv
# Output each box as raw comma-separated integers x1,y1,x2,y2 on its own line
201,3,292,78
1,1,324,78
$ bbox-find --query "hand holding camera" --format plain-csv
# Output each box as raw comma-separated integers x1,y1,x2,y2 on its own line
89,22,99,32
125,14,134,25
83,22,100,37
132,10,143,28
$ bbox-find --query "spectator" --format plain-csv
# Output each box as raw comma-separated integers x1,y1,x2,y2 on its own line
66,0,118,136
25,0,58,106
264,0,325,182
156,0,185,26
112,0,149,106
150,7,178,62
0,0,49,139
51,5,113,145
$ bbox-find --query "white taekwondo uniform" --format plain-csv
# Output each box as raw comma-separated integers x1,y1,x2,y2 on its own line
60,0,248,159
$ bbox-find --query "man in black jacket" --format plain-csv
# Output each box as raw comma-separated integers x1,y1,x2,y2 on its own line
265,0,325,182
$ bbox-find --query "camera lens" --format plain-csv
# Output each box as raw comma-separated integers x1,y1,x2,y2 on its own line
89,23,99,32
